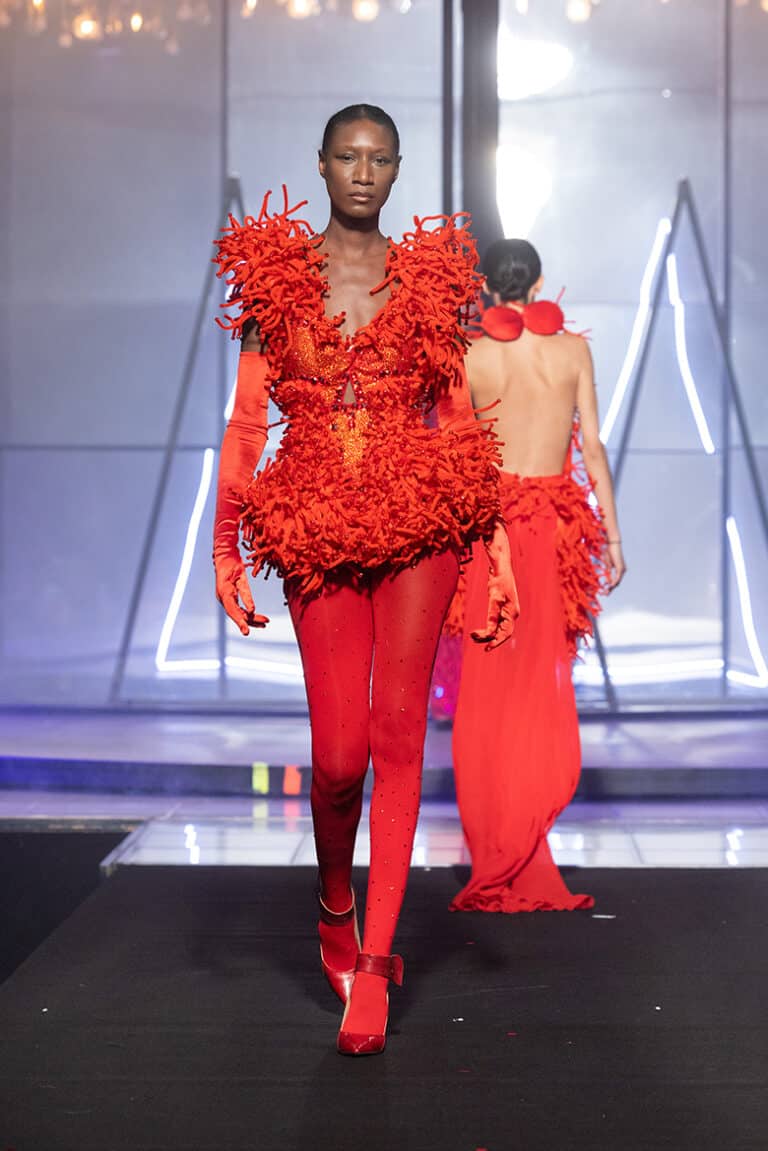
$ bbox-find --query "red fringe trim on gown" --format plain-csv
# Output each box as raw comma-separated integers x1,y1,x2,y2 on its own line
214,191,500,597
449,471,608,913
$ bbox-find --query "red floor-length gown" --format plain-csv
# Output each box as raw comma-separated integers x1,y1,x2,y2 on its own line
450,458,607,912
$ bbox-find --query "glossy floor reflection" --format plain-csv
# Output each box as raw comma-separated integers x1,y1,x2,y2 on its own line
40,794,761,871
2,791,767,870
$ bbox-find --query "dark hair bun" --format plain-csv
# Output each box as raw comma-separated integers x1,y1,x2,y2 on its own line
482,239,542,303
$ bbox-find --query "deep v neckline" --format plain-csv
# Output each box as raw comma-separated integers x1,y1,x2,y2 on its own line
313,237,398,345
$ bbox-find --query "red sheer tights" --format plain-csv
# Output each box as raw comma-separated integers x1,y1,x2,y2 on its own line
287,551,459,1029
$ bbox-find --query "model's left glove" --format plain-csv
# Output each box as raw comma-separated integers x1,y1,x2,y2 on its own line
213,351,271,636
470,520,519,651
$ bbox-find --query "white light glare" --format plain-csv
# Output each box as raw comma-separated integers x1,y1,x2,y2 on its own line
726,828,743,869
496,144,552,238
665,254,716,454
184,824,201,865
497,26,573,101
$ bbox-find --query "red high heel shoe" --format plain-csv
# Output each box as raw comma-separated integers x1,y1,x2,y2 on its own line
317,889,360,1004
337,953,404,1056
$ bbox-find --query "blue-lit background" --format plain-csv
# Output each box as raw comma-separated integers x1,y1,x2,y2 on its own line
0,0,765,711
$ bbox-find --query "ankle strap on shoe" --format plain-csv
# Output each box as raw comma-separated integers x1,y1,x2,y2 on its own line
355,953,404,986
317,889,356,926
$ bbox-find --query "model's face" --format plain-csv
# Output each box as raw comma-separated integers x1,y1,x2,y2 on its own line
319,119,400,219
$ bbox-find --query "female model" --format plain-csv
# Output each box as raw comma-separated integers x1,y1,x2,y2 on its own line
450,238,626,913
212,106,515,1054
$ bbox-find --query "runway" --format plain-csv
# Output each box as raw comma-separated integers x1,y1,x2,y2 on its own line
1,853,766,1151
1,712,767,1149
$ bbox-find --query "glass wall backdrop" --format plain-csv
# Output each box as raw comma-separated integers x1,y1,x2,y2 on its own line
730,2,768,701
219,0,445,707
0,0,443,710
0,0,765,712
0,8,223,708
495,0,768,708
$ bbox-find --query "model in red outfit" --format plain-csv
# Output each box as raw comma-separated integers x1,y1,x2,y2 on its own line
212,106,516,1054
449,239,626,914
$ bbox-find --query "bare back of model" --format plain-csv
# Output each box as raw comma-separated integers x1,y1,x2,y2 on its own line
467,323,587,477
465,237,625,589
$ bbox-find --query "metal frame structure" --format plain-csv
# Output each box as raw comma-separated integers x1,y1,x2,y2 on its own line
595,178,768,705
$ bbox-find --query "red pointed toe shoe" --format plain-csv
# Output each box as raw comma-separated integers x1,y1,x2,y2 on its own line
317,889,361,1004
337,953,404,1056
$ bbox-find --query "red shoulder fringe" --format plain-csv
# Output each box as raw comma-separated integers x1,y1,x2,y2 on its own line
213,186,325,364
369,212,482,396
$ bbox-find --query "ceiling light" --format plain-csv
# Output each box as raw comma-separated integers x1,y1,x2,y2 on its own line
286,0,316,16
352,0,380,19
72,10,103,39
566,0,592,21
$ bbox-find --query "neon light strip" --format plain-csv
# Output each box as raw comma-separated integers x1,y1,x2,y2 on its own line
666,254,716,455
600,217,671,444
224,379,237,422
155,449,215,671
725,516,768,687
154,375,302,678
156,370,236,672
578,513,768,689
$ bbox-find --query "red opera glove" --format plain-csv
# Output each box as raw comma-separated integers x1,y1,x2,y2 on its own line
433,366,517,649
433,362,477,433
213,351,271,635
471,520,519,651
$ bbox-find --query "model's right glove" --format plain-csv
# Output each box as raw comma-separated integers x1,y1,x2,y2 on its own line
470,520,519,651
213,350,271,636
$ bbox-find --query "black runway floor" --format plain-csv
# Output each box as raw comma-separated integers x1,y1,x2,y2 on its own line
0,862,766,1151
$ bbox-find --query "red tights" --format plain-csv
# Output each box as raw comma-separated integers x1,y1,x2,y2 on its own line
286,550,459,960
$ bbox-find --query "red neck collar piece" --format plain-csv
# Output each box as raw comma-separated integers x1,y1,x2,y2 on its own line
478,300,565,341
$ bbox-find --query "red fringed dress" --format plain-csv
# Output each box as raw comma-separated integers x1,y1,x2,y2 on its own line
448,302,609,913
214,191,501,595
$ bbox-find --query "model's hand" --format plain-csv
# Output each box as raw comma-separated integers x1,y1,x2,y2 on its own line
605,540,626,592
470,522,520,651
215,555,269,636
471,571,519,651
